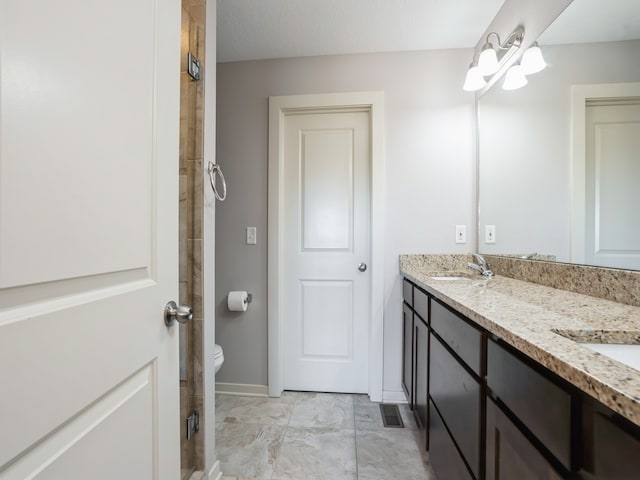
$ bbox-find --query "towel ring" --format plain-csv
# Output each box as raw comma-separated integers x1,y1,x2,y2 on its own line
207,161,227,201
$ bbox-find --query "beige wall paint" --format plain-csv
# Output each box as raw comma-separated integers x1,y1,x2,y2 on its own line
215,49,477,394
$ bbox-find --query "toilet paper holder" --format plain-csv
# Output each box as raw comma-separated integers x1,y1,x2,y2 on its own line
227,291,253,312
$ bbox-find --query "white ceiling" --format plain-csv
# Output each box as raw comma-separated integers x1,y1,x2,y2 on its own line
216,0,504,63
216,0,640,63
540,0,640,45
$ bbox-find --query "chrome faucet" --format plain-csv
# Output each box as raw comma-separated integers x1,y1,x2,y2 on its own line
468,253,494,277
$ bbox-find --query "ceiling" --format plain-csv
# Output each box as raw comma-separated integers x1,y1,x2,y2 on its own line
540,0,640,45
216,0,640,64
216,0,504,63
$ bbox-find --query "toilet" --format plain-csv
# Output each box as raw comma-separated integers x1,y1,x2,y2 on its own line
214,343,224,374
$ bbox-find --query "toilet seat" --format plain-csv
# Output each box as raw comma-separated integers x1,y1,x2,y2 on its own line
214,343,224,374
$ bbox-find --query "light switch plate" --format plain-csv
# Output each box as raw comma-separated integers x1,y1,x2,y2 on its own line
246,226,257,245
485,225,496,244
455,225,466,244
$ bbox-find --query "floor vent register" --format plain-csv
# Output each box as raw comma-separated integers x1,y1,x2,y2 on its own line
379,404,404,428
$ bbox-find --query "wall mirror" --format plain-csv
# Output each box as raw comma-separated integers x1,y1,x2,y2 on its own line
477,0,640,270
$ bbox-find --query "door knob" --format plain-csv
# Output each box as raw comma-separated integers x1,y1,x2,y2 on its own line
358,263,368,272
164,301,193,326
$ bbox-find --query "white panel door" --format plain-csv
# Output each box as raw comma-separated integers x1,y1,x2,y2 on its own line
0,0,180,478
283,110,370,393
586,102,640,270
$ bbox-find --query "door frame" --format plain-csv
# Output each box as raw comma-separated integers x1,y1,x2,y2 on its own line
267,92,385,401
570,82,640,264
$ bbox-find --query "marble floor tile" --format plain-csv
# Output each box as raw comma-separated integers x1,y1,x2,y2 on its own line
215,422,286,479
272,426,357,480
352,393,376,407
288,392,354,429
215,393,434,480
355,429,436,480
215,394,296,426
354,402,417,431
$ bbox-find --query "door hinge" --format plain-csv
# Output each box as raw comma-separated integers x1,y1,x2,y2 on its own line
186,410,200,440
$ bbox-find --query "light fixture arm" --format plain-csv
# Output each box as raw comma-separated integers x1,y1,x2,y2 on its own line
483,26,524,51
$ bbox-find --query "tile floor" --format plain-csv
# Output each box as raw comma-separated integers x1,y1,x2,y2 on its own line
215,391,437,480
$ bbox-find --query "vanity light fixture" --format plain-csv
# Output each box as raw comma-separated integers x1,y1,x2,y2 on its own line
463,59,487,92
463,26,548,92
502,42,546,90
520,42,546,75
477,42,499,76
502,63,528,90
477,27,524,76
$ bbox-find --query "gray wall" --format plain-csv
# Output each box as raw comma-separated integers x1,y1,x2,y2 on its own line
478,39,640,261
215,49,477,394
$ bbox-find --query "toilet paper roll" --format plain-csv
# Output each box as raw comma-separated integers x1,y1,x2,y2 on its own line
227,291,248,312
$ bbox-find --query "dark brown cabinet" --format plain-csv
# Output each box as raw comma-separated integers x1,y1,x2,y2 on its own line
577,409,640,479
486,398,563,480
401,280,428,445
401,276,640,480
414,315,428,435
402,302,413,408
431,299,483,375
430,400,474,480
487,338,572,471
430,331,481,479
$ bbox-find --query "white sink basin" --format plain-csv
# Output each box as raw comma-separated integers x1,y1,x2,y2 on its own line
583,343,640,371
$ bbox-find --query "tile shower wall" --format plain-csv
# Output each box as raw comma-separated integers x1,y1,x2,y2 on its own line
180,0,206,476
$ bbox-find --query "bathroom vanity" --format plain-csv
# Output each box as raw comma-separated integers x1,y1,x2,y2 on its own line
401,255,640,480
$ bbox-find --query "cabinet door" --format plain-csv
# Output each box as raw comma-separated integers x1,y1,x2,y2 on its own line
592,412,640,478
414,315,428,442
430,400,474,480
402,302,414,407
430,333,481,478
487,339,572,469
486,399,563,480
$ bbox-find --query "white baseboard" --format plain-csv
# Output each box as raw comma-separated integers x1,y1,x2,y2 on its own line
382,390,408,404
207,460,222,480
215,382,268,397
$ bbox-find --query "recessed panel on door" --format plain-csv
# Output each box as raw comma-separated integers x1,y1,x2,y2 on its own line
0,0,155,289
301,129,354,251
301,280,353,359
594,123,640,253
4,365,155,479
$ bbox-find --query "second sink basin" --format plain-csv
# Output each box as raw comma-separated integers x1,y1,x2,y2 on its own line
583,343,640,371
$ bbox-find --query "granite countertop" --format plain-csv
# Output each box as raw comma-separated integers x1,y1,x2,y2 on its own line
401,264,640,427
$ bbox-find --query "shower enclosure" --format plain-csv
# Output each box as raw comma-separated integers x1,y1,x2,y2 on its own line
179,0,207,478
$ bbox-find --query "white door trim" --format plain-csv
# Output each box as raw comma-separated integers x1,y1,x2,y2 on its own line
570,82,640,264
268,92,385,402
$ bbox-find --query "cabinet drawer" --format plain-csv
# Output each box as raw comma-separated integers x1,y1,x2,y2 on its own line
430,333,481,478
402,278,413,306
414,287,428,321
486,398,563,480
487,339,572,470
429,400,474,480
431,299,482,375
